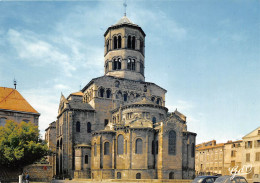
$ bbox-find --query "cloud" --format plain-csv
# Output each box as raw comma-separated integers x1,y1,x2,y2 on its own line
7,29,76,76
54,84,71,90
22,88,60,136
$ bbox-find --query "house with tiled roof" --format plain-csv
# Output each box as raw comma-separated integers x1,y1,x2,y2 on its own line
0,87,40,126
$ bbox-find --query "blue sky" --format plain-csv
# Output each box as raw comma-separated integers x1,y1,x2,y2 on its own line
0,0,259,143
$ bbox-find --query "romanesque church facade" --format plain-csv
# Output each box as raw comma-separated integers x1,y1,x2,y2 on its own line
46,15,196,180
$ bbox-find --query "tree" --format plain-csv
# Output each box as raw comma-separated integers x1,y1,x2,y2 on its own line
0,120,48,168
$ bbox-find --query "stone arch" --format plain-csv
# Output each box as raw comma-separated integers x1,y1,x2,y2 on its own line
98,87,105,98
136,173,141,179
169,172,174,179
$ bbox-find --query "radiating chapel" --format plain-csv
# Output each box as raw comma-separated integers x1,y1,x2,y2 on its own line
46,15,196,180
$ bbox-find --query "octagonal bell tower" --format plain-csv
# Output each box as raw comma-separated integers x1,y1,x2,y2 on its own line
104,16,146,82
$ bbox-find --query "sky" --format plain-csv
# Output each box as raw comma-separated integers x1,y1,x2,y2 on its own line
0,0,259,144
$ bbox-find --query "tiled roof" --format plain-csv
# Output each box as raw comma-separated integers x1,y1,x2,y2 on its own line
0,87,39,114
197,143,225,151
70,91,83,96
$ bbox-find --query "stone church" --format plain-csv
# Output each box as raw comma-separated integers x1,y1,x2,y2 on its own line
46,15,196,180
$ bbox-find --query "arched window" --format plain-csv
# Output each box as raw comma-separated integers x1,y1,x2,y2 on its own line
118,58,121,70
169,172,174,179
94,143,97,156
118,36,121,48
132,36,136,49
116,91,122,99
113,36,118,49
136,138,143,154
98,87,105,98
106,40,109,52
76,121,80,132
113,58,121,70
117,172,121,179
57,140,59,149
191,143,195,158
168,130,176,155
117,135,124,154
104,142,110,155
151,97,155,102
85,155,88,164
127,58,131,70
152,117,156,123
140,39,144,54
140,62,144,75
127,36,131,48
131,59,136,71
136,173,141,179
106,89,111,98
87,122,91,133
156,98,161,105
123,93,128,102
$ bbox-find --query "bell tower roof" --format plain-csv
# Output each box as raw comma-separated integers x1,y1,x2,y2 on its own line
114,16,135,26
104,16,145,37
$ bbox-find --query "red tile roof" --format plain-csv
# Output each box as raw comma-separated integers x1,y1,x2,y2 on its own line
0,87,39,114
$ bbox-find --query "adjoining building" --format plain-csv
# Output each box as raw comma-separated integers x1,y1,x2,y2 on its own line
46,15,197,180
196,127,260,181
242,127,260,180
195,140,224,176
0,86,40,126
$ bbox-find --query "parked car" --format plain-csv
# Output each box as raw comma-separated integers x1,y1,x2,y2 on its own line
192,176,219,183
214,175,248,183
253,174,260,183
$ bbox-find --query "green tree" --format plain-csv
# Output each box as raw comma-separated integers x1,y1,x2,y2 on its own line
0,120,48,168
